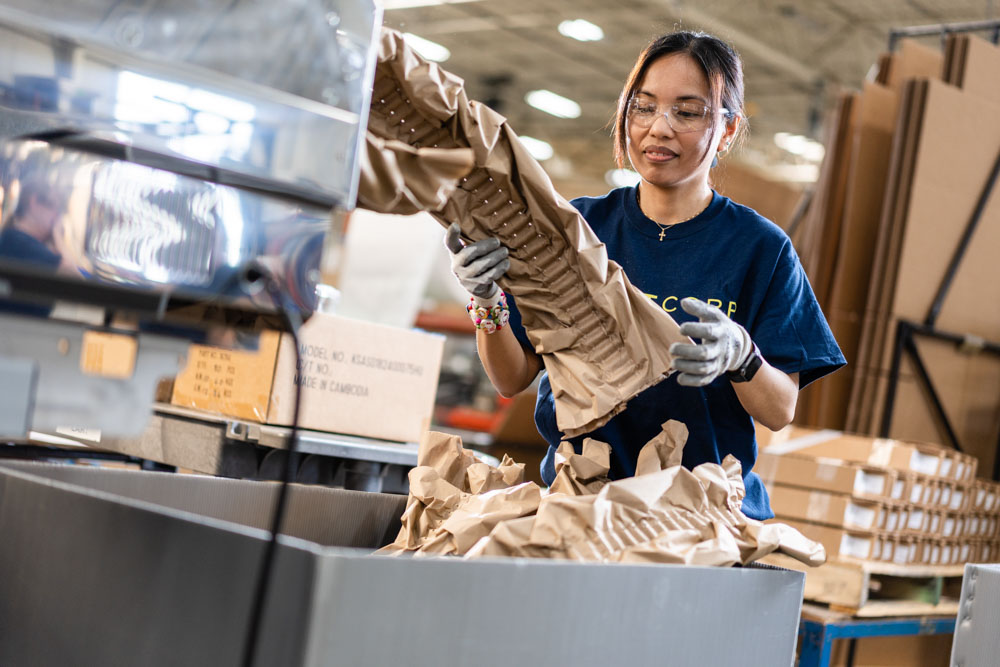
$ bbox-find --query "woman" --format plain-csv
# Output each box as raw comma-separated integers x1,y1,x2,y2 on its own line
445,31,845,520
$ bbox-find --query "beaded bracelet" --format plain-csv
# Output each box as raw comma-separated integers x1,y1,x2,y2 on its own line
467,291,510,334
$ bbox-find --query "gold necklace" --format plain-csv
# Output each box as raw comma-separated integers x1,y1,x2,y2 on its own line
637,189,710,241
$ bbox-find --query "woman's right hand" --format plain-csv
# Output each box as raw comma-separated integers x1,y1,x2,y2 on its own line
444,222,510,304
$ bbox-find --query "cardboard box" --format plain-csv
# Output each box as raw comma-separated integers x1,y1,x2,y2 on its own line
757,451,903,500
171,313,445,442
762,429,919,474
769,484,885,531
0,462,806,667
780,518,876,561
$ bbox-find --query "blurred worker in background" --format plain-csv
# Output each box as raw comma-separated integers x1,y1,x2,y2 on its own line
446,30,845,520
0,172,72,274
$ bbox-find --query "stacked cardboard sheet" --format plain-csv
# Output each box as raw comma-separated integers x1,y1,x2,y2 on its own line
795,36,1000,477
758,427,1000,567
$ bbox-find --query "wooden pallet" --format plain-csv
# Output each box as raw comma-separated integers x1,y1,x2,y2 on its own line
761,553,964,616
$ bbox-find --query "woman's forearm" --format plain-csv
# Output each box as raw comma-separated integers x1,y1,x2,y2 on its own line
476,326,542,397
732,365,799,431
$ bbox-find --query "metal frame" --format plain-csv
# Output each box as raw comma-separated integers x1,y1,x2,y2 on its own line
879,79,1000,480
798,615,956,667
887,18,1000,51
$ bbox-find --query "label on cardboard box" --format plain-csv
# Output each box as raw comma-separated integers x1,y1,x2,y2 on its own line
840,534,871,559
854,470,886,496
267,313,445,442
54,426,102,444
950,488,965,511
909,450,940,476
845,503,877,530
171,332,282,422
80,331,137,380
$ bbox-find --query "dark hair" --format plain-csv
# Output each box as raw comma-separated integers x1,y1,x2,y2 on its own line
11,176,50,221
612,31,746,168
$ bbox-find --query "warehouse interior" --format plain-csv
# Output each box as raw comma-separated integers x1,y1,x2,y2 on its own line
1,1,1000,666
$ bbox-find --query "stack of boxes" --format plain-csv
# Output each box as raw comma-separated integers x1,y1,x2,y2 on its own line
757,427,1000,567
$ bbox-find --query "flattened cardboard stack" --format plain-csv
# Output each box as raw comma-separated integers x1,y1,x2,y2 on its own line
758,427,1000,567
795,36,1000,477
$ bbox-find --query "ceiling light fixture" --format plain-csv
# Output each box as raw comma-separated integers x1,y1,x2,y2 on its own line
525,89,581,119
558,19,604,42
402,32,451,62
384,0,481,9
773,132,825,162
518,136,554,161
605,169,641,188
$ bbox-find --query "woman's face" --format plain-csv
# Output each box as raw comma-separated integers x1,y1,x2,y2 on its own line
626,53,733,190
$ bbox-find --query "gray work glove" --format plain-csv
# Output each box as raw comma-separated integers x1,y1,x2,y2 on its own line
444,222,510,306
669,297,753,387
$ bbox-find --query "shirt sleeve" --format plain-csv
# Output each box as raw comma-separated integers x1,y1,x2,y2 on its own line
503,290,534,352
749,240,846,388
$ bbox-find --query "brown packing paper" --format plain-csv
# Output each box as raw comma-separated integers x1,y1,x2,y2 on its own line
383,424,826,568
357,132,474,214
362,28,689,438
546,439,611,496
379,431,538,556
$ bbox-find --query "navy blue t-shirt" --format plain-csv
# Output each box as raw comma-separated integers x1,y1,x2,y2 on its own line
0,225,62,317
506,187,845,520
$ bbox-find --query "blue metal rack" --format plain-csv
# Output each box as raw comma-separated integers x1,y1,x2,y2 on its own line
798,611,955,666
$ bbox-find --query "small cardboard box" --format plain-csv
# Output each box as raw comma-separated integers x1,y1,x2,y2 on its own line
769,484,885,531
0,462,806,667
757,451,903,500
171,313,445,442
762,428,922,474
780,518,877,561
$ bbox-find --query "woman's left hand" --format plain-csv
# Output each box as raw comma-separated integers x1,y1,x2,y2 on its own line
668,297,752,386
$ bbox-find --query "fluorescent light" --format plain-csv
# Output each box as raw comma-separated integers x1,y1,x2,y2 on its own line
402,32,451,62
558,19,604,42
773,132,825,162
605,169,641,188
525,89,581,119
518,136,553,161
384,0,480,8
769,163,820,183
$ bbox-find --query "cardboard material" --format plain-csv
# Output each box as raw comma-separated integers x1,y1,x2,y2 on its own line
950,35,1000,105
769,484,885,531
172,313,444,443
815,82,898,429
756,451,901,500
364,28,689,438
381,424,825,567
762,428,918,474
0,461,807,667
780,518,876,561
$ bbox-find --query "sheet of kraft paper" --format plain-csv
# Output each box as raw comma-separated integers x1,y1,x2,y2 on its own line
378,426,826,567
361,28,690,439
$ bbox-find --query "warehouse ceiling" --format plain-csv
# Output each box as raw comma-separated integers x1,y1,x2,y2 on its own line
382,0,999,196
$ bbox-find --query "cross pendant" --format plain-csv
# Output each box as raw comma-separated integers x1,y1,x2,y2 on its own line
658,229,666,241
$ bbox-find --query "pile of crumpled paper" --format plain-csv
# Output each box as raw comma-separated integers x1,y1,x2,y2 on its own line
379,422,826,567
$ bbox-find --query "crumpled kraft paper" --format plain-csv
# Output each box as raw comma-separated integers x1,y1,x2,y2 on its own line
363,28,690,438
379,425,826,568
357,131,474,214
